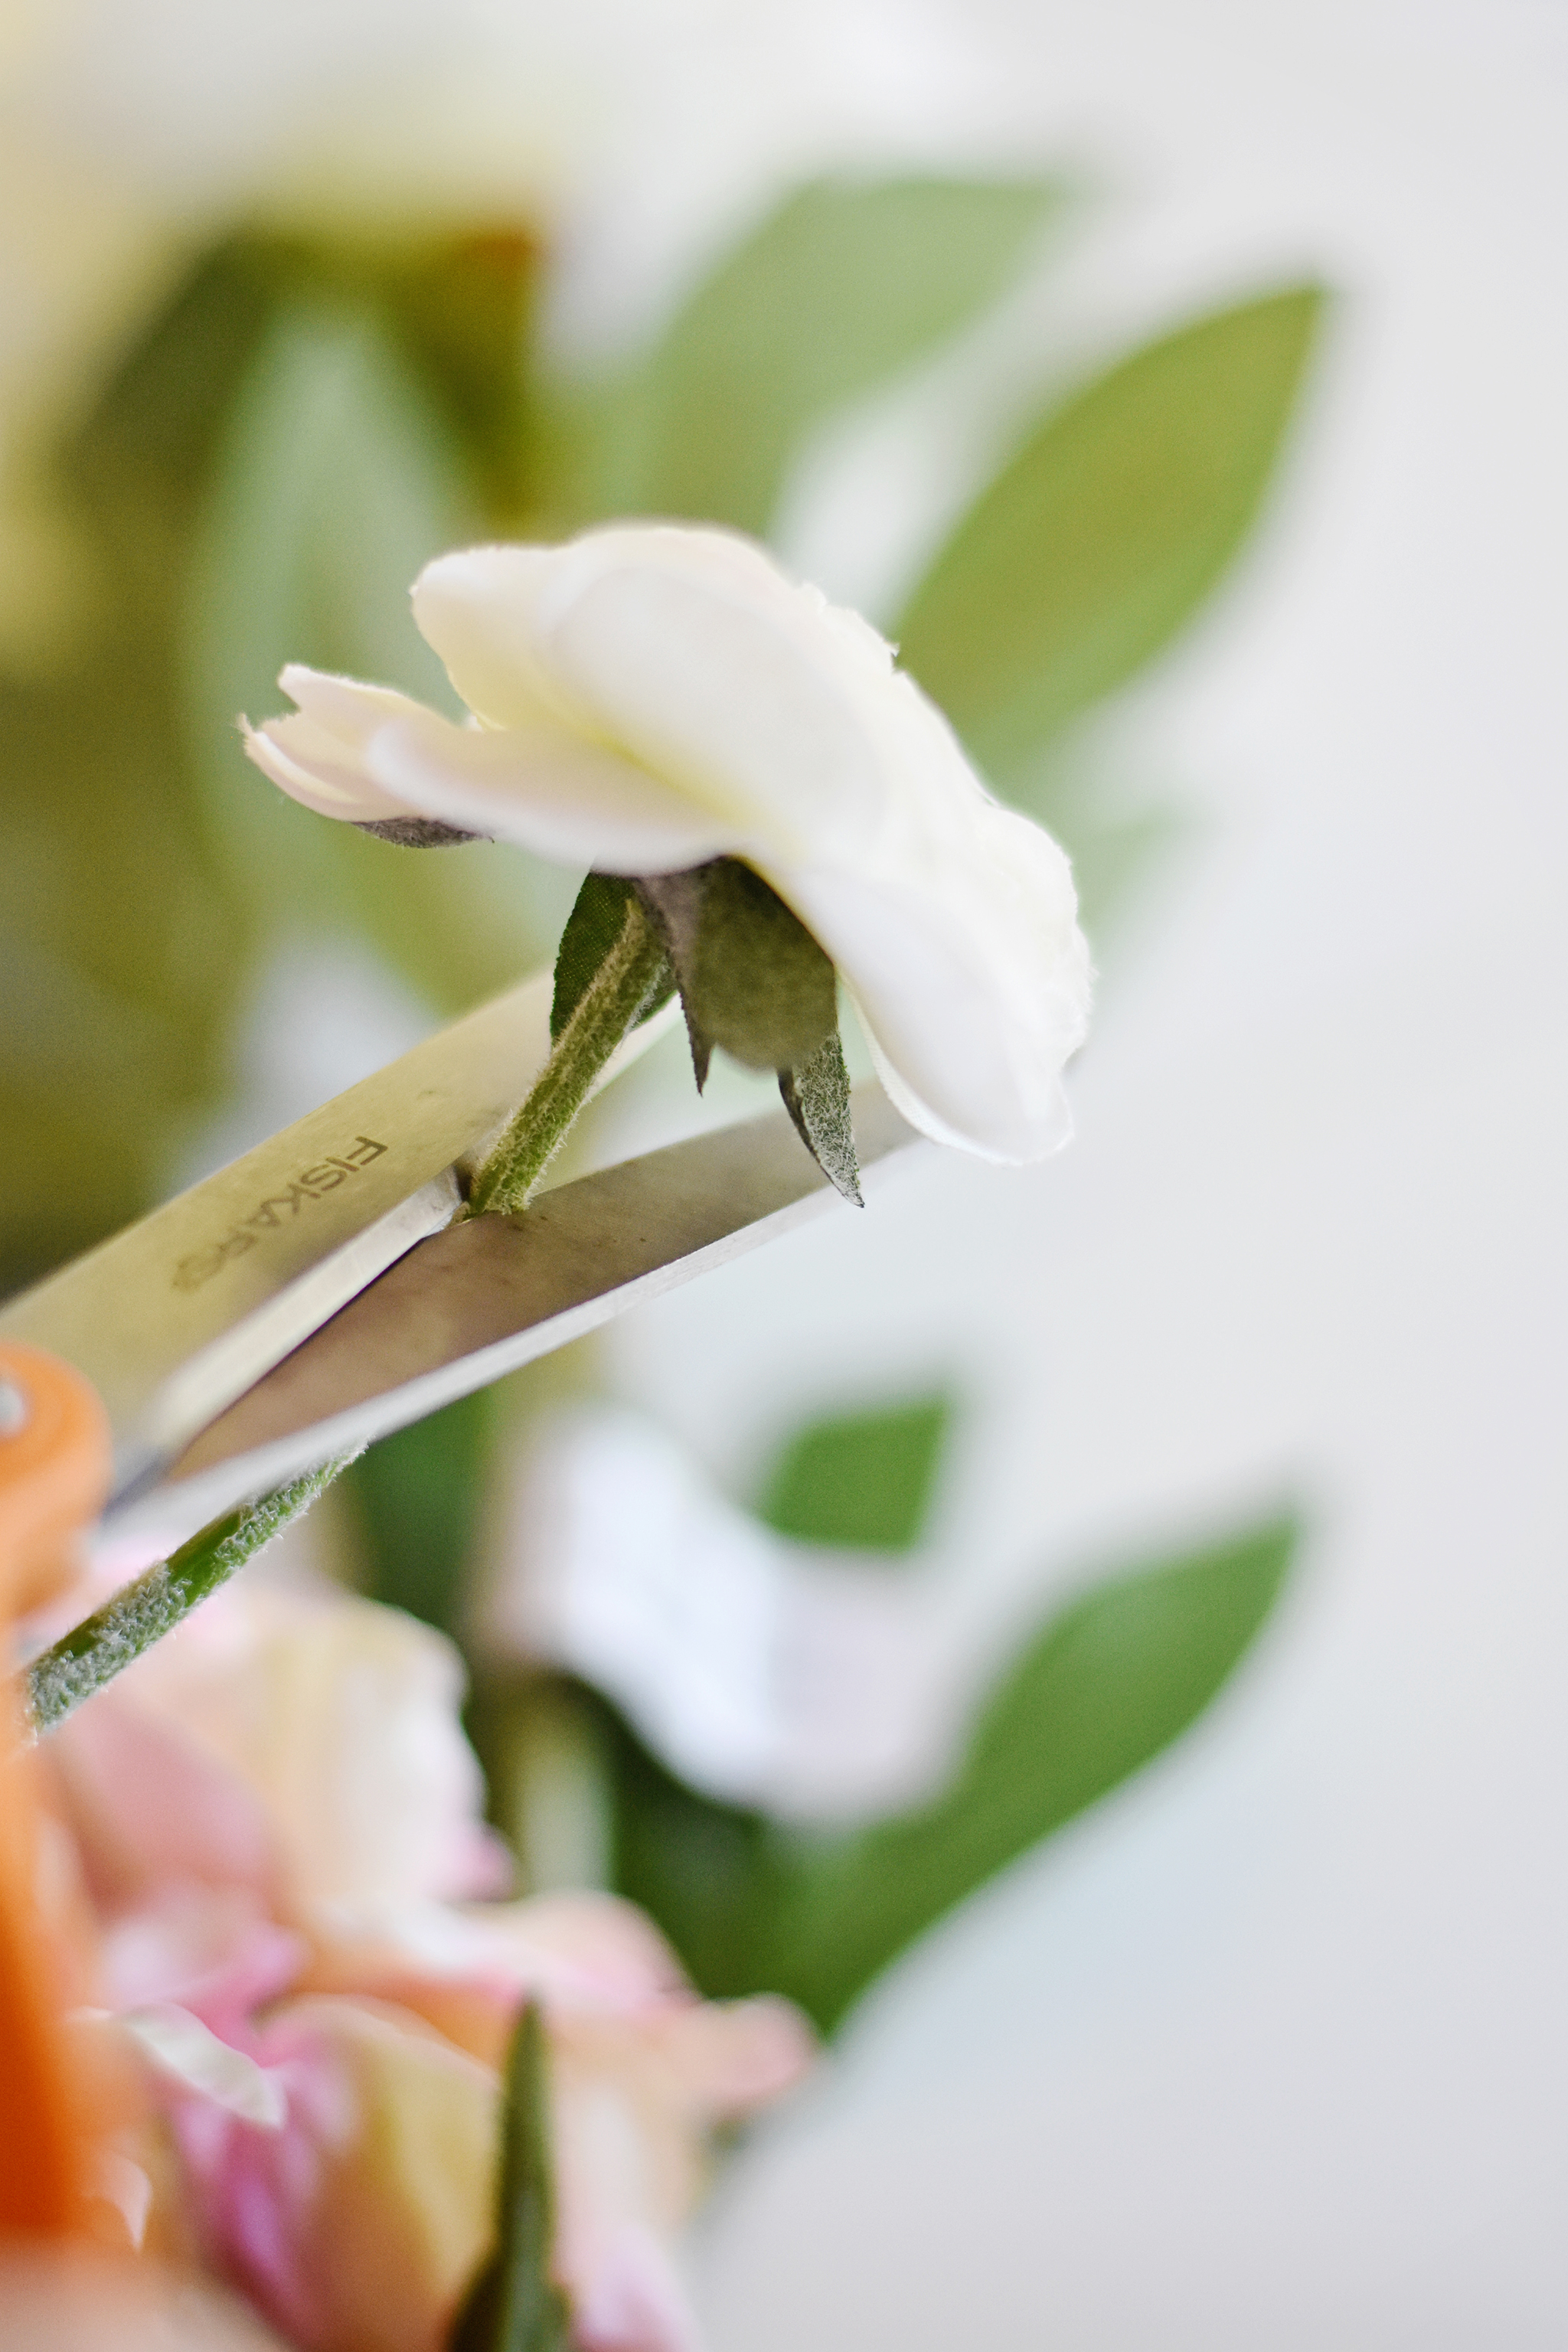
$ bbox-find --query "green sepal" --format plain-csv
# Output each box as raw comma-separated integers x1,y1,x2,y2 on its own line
779,1029,862,1205
637,860,838,1081
551,872,675,1042
356,814,482,848
448,2003,572,2352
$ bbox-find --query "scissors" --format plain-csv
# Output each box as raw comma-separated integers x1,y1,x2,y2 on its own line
0,966,916,1577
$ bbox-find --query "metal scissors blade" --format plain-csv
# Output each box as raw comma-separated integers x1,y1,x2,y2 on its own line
0,960,918,1565
0,969,671,1504
96,1083,917,1568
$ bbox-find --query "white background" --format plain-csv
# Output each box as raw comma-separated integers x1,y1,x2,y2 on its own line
588,3,1568,2344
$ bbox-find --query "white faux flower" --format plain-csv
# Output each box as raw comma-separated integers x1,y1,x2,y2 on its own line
244,524,1092,1161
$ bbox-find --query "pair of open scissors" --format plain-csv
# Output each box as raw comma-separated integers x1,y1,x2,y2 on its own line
0,966,916,1580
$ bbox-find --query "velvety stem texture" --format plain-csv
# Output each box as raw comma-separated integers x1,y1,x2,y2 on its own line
24,1452,358,1738
466,894,671,1217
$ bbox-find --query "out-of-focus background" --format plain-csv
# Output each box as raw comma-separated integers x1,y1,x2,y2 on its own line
3,1,1566,2345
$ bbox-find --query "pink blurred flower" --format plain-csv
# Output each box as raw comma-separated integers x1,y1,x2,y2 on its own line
42,1580,812,2352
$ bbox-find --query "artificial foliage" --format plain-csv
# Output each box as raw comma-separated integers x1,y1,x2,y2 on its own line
2,167,1325,2130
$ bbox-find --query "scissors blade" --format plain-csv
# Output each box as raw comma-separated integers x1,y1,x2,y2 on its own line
0,970,672,1498
96,1083,919,1570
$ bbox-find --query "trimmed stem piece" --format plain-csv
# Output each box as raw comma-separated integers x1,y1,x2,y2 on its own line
24,1453,356,1738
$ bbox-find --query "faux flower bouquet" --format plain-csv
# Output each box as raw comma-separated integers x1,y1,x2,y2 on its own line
1,165,1320,2351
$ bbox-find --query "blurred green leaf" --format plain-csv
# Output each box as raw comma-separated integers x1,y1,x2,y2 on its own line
377,230,542,524
0,246,289,1281
897,286,1327,779
183,300,573,1015
559,175,1062,534
768,1514,1297,2030
757,1393,951,1551
607,1512,1295,2029
449,2002,571,2352
345,1387,493,1639
0,227,555,1286
71,238,292,537
602,1697,777,1999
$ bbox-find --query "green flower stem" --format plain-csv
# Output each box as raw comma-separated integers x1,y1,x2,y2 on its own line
466,893,671,1219
23,1452,358,1739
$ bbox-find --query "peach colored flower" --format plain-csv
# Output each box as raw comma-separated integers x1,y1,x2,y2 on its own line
0,2243,287,2350
43,1580,812,2352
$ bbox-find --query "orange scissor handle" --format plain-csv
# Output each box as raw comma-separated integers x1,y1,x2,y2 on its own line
0,1341,111,2237
0,1342,112,1624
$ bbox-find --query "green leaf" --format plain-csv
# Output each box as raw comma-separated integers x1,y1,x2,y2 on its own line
637,859,838,1079
0,224,557,1290
569,175,1062,534
603,1511,1297,2031
377,231,542,524
766,1514,1298,2030
758,1394,951,1551
449,2004,571,2352
70,236,292,529
183,300,575,1014
602,1696,780,2001
344,1388,492,1639
550,872,675,1041
896,286,1327,779
779,1029,862,1205
0,245,286,1282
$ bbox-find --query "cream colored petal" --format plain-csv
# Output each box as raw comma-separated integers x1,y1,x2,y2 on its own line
242,1997,498,2352
118,1583,494,1913
276,663,436,750
448,1891,691,2010
0,2249,289,2350
538,550,885,861
124,2005,286,2129
242,665,444,823
784,804,1091,1162
364,704,736,874
242,712,412,821
410,544,588,731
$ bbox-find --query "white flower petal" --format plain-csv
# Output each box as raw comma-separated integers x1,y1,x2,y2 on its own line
412,544,595,733
364,704,736,874
788,804,1090,1161
277,664,434,751
242,665,446,822
534,527,887,860
243,711,411,821
255,528,1094,1161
